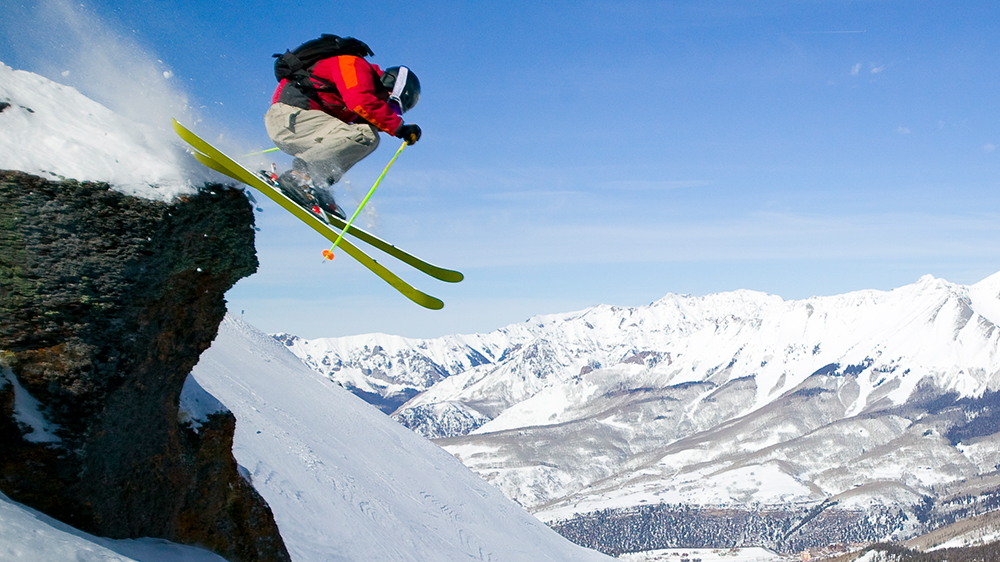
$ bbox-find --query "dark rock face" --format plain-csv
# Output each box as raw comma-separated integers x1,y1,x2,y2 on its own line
0,171,290,562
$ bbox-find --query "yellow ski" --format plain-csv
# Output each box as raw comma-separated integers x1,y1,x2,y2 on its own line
173,119,450,310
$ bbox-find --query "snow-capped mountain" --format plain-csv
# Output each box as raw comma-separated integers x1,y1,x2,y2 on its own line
272,331,501,416
282,272,1000,538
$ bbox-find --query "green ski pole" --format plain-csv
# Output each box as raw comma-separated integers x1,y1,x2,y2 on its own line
323,140,408,261
242,147,281,157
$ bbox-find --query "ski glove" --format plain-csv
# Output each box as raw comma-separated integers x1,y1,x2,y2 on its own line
395,123,421,145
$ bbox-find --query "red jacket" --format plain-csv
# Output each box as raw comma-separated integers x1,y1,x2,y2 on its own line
272,55,403,135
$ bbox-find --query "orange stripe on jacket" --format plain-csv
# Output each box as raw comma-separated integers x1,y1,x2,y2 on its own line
339,56,358,90
352,104,395,134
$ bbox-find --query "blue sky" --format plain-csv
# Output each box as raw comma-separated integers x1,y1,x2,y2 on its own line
3,1,999,338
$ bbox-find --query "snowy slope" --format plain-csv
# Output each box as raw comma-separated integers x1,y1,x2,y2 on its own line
905,510,1000,552
190,315,612,562
0,491,227,562
0,62,206,201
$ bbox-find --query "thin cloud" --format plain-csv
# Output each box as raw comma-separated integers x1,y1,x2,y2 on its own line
897,127,911,135
985,144,997,153
851,62,884,76
599,180,712,191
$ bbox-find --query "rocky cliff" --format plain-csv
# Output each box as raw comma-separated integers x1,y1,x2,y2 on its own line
0,170,290,562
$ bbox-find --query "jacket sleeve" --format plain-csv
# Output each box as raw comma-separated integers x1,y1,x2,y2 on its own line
329,56,403,134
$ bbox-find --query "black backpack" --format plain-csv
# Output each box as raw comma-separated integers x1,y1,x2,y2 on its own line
273,34,374,83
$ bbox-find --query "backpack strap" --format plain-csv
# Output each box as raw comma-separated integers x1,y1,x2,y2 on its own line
275,64,360,123
292,72,346,110
288,59,386,115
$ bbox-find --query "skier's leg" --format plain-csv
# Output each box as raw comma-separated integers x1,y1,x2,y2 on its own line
286,110,381,185
265,104,380,218
265,103,314,155
266,104,380,179
262,105,324,211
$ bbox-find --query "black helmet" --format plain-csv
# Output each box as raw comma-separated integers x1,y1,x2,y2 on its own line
381,66,420,113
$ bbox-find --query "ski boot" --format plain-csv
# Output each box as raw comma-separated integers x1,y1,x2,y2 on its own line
313,187,348,221
258,164,280,187
275,169,318,210
265,164,348,222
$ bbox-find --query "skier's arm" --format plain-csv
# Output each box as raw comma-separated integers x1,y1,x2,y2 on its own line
335,56,404,134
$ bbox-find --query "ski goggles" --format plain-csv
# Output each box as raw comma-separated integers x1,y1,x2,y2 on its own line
387,66,411,115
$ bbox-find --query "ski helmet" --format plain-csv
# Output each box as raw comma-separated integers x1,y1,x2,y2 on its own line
381,66,420,114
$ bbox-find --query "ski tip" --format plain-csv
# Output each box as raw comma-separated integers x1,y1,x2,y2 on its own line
172,118,195,140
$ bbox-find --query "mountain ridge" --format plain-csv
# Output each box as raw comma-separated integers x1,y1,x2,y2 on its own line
283,272,1000,438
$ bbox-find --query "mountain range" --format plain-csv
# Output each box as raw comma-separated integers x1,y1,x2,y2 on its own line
279,272,1000,550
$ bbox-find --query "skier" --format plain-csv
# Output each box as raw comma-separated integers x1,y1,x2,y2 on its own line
264,37,422,219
